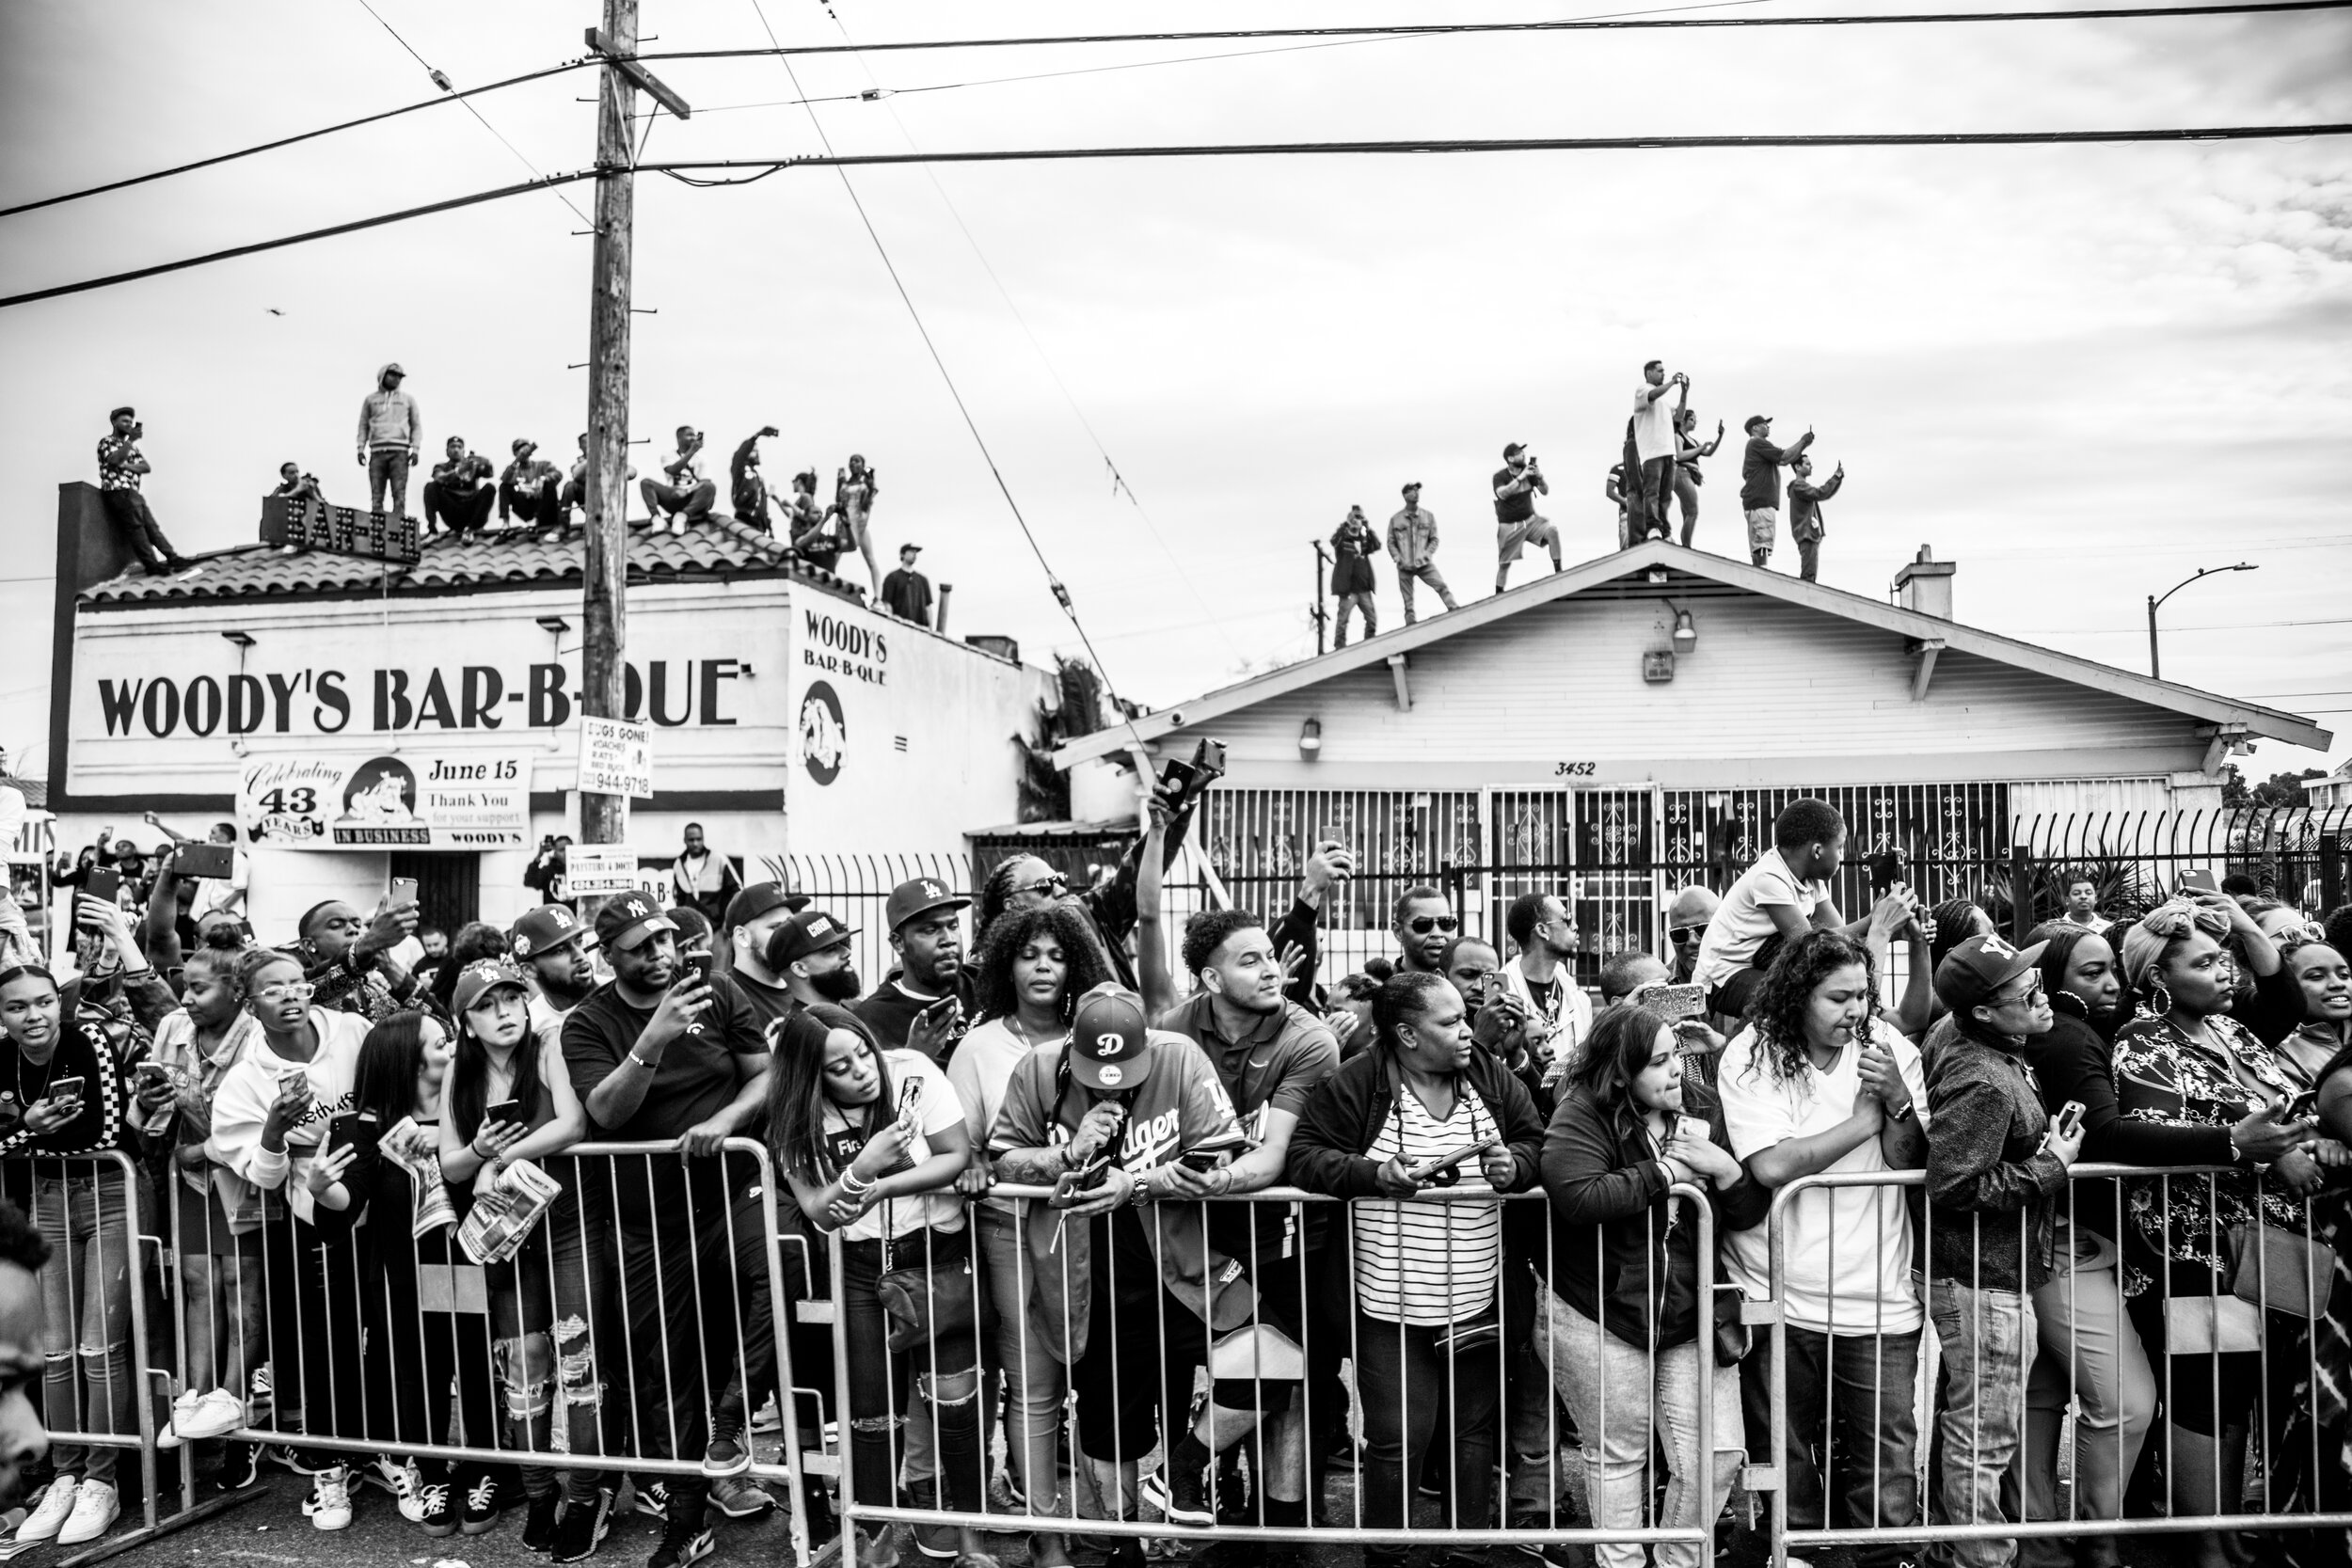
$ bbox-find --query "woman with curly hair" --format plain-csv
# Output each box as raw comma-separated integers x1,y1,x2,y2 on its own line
941,904,1112,1568
1714,930,1927,1568
2111,897,2324,1568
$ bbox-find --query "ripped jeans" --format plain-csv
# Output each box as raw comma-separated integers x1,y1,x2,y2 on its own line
32,1167,147,1487
488,1190,617,1504
840,1228,985,1522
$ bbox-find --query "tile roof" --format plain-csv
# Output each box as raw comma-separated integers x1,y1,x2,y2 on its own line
80,514,864,608
0,776,46,811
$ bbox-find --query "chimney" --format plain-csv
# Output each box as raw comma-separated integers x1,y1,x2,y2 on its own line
1893,544,1955,620
935,582,952,635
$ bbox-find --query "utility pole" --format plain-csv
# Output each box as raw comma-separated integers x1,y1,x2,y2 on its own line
579,4,689,847
1311,540,1330,657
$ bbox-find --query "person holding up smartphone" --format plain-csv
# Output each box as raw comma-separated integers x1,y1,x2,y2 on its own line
1919,936,2080,1568
435,958,612,1544
0,958,153,1545
287,895,420,1023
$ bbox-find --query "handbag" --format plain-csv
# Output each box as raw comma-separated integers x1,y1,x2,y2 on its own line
2230,1219,2341,1320
1711,1284,1752,1367
875,1218,987,1354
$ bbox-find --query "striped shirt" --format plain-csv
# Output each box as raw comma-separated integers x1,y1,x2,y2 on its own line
1352,1081,1501,1325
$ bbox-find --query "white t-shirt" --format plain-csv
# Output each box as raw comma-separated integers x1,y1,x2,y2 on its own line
1692,848,1831,992
1354,1081,1502,1327
1630,385,1678,464
819,1049,966,1243
945,1017,1042,1216
1716,1024,1928,1335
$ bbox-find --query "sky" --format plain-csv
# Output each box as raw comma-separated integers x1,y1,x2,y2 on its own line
2,0,2348,787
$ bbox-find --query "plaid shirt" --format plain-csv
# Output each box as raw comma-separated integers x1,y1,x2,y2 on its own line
97,433,142,491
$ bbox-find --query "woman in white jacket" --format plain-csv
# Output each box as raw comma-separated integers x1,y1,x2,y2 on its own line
206,948,370,1531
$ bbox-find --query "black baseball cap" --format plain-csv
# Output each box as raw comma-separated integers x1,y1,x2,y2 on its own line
1934,933,2049,1017
770,910,856,967
594,892,676,954
1744,414,1772,434
723,881,810,930
1069,983,1152,1092
886,877,970,931
511,904,590,959
109,405,135,421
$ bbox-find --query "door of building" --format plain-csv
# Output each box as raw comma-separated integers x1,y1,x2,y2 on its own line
389,851,480,943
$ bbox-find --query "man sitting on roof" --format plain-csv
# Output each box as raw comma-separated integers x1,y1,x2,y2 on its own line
556,433,637,531
499,439,564,540
421,436,496,537
641,425,716,534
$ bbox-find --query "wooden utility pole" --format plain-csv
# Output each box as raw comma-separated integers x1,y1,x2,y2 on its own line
578,0,638,847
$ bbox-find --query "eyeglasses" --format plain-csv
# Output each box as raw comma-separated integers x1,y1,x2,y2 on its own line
1406,915,1460,936
254,981,315,1002
1668,926,1705,947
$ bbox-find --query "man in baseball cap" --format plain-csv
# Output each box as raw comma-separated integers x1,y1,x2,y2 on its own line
1931,932,2050,1024
851,879,975,1061
765,910,861,1010
594,891,675,957
716,881,813,1032
510,904,603,1043
1069,983,1153,1093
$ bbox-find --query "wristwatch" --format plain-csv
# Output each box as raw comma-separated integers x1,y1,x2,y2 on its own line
1887,1101,1915,1124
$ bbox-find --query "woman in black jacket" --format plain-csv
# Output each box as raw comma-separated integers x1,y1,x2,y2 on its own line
1537,1004,1761,1568
1288,971,1544,1567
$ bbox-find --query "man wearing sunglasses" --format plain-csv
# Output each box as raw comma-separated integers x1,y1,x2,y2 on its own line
1664,885,1721,986
1391,887,1457,975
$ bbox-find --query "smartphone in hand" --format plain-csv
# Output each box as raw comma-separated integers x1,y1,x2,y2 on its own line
2056,1101,2086,1140
389,877,420,908
485,1099,523,1129
46,1075,87,1104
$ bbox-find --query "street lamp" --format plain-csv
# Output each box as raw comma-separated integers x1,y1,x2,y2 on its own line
2147,562,2256,680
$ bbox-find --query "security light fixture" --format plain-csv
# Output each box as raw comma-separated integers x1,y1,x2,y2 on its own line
1672,610,1697,654
1298,716,1323,756
536,615,571,636
219,630,256,648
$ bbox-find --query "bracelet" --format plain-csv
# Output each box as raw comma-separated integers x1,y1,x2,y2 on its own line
839,1167,875,1197
628,1052,658,1070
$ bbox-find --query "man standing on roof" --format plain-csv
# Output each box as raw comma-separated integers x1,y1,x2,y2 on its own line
881,544,934,626
1386,482,1458,626
355,363,421,519
1491,442,1559,594
730,426,780,531
95,406,193,577
1739,413,1815,570
1329,505,1381,648
1630,359,1687,543
1787,452,1845,583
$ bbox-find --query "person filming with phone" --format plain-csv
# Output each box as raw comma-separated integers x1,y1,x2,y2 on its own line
1288,971,1544,1568
852,879,976,1062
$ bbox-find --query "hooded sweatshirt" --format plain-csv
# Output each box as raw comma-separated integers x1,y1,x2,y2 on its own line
356,365,422,453
206,1007,368,1224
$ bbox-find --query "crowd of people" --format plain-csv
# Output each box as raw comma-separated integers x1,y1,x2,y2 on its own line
3,789,2351,1568
1327,360,1852,646
102,376,945,626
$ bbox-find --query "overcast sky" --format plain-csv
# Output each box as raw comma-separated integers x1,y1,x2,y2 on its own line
3,0,2347,786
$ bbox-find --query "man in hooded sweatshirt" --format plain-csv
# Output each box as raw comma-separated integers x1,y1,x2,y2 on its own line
355,363,422,518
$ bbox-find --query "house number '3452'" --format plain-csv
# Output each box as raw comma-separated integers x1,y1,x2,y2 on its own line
1553,762,1597,777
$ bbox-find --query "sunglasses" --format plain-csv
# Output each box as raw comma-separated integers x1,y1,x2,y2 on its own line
1668,926,1705,946
1015,874,1068,899
1406,915,1460,936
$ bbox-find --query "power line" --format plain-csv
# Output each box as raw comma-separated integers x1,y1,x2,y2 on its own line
9,121,2349,311
745,1,1149,739
0,60,592,222
639,1,2352,64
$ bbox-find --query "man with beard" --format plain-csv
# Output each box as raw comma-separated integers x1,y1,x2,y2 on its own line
852,879,974,1062
0,1202,47,1511
1390,886,1457,975
1150,911,1341,1557
1499,890,1594,1072
715,882,812,1033
510,905,604,1052
561,894,776,1568
763,910,862,1011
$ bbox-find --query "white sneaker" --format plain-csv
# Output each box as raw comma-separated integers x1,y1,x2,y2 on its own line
56,1480,119,1545
178,1387,247,1440
371,1455,427,1524
303,1465,354,1530
16,1476,77,1542
161,1387,199,1449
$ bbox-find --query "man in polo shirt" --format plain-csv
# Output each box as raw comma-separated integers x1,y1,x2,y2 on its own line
1490,443,1559,594
763,910,861,1013
1152,911,1340,1544
852,879,975,1061
560,893,776,1568
714,880,810,1030
1738,413,1815,569
510,904,604,1052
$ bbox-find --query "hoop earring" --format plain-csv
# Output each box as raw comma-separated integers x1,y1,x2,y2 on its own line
2149,979,2174,1017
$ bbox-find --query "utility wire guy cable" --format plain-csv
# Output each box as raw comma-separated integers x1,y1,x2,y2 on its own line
744,0,1152,736
8,2,2341,221
5,120,2347,311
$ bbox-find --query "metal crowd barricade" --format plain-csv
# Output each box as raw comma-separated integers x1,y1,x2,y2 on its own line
152,1136,816,1562
821,1180,1724,1562
1762,1161,2351,1568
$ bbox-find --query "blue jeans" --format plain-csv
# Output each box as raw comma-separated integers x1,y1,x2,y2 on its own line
1931,1281,2036,1568
366,447,412,517
31,1169,146,1486
1353,1312,1501,1563
1742,1323,1923,1568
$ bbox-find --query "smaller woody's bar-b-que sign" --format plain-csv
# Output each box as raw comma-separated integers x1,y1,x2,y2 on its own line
260,492,422,565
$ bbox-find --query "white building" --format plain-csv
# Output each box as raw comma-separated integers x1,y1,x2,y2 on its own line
45,483,1047,943
1056,541,2331,971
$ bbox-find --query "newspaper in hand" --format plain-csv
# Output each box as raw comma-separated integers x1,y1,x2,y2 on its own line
457,1156,563,1266
379,1115,455,1239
